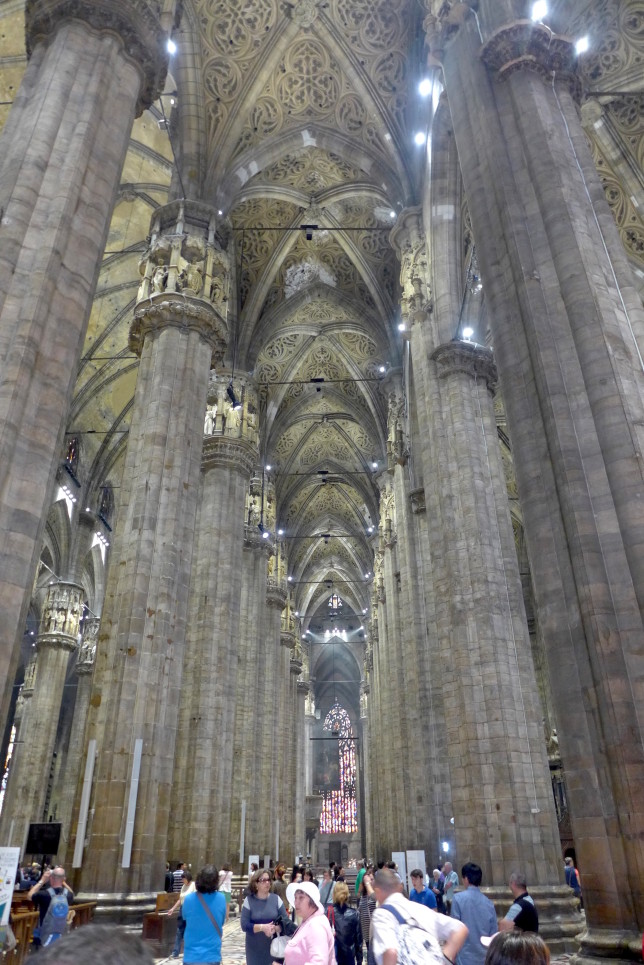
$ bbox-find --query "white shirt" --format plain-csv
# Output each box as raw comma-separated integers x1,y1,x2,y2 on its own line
371,891,462,965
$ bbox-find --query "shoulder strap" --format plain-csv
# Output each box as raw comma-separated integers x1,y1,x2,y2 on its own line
381,903,407,925
196,892,222,938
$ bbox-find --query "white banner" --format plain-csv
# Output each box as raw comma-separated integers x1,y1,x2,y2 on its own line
0,847,20,926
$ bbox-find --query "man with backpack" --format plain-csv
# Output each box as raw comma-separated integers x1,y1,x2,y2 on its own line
370,867,468,965
28,866,74,947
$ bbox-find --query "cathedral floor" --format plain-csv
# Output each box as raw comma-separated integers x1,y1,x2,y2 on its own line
155,919,575,965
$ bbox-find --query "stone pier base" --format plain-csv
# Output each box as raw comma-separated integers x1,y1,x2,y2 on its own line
482,886,584,955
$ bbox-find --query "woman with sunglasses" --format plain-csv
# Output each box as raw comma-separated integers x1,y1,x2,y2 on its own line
241,868,295,965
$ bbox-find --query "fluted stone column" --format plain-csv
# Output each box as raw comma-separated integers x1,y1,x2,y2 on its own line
0,581,83,848
0,0,172,733
171,392,258,867
55,619,98,865
230,494,270,867
294,669,308,860
426,4,644,952
279,608,297,861
74,200,228,895
262,572,288,862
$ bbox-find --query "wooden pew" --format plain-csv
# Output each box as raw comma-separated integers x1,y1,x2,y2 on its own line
142,893,178,956
4,910,38,965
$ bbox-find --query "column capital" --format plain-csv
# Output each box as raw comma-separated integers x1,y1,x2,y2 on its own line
132,200,231,362
130,296,228,363
37,581,84,652
280,630,296,650
25,0,174,114
480,21,579,92
201,435,258,476
266,579,288,610
431,340,497,391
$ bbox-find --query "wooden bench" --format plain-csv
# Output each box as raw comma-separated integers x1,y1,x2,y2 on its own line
142,892,178,956
4,910,38,965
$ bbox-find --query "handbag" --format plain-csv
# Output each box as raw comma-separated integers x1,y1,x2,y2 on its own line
196,893,223,938
270,934,290,957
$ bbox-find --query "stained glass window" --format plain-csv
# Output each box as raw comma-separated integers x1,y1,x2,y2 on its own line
320,703,358,834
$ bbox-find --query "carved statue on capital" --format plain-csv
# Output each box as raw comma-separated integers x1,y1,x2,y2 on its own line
390,208,432,327
39,582,84,647
131,201,230,363
386,388,407,467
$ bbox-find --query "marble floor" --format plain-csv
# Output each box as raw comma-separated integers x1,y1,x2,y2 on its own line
156,919,574,965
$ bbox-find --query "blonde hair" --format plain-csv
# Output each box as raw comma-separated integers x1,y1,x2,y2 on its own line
333,881,349,906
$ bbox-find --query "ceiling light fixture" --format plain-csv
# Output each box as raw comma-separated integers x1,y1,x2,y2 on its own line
418,78,432,97
167,38,177,54
531,0,547,21
414,131,426,146
575,35,589,54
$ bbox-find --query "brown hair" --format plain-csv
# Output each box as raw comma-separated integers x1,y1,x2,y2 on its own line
485,933,550,965
249,868,272,894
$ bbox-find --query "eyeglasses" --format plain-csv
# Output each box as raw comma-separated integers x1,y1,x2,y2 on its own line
258,877,271,883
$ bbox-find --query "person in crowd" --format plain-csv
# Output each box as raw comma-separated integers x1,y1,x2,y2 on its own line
218,864,234,921
443,862,459,915
273,864,289,910
36,924,155,965
332,881,363,965
499,873,538,934
409,869,437,910
451,863,497,965
303,868,317,883
182,865,226,965
358,870,376,965
431,868,446,913
370,868,467,965
319,868,335,910
28,866,74,947
564,858,582,903
483,932,550,965
165,863,174,893
167,869,196,957
355,860,366,897
242,867,294,965
291,864,304,884
335,865,346,882
173,862,187,893
281,880,336,965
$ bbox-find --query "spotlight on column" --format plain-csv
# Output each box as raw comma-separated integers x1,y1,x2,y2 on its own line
414,131,426,146
575,35,589,54
531,1,547,21
226,382,242,410
418,78,432,97
462,327,474,341
167,38,177,54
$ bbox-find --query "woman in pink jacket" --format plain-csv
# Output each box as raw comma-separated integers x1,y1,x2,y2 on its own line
277,881,336,965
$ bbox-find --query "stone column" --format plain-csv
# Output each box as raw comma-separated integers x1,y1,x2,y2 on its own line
55,618,99,865
0,581,83,848
75,200,228,895
229,483,270,868
170,373,258,868
263,569,288,863
294,670,309,860
428,4,644,950
0,0,172,732
391,207,568,902
278,606,298,862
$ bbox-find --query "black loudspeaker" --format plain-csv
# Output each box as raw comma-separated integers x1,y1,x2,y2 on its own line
25,822,62,856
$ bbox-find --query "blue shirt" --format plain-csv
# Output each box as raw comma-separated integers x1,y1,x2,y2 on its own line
182,890,226,964
410,886,437,910
451,887,497,965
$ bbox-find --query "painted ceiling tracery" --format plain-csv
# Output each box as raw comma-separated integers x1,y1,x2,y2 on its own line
0,0,642,714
